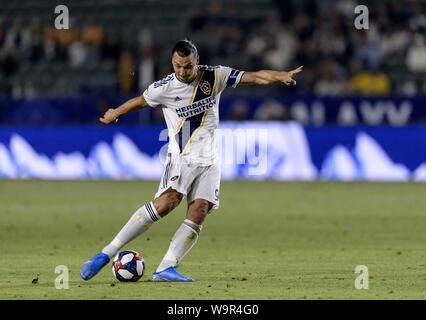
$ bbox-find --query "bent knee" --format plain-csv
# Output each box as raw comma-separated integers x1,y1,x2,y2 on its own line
153,190,183,216
187,199,212,224
192,200,210,215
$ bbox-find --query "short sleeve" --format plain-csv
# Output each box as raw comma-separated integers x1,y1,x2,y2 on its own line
217,66,245,91
142,83,163,108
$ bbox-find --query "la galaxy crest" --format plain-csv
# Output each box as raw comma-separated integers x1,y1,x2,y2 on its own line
199,80,211,96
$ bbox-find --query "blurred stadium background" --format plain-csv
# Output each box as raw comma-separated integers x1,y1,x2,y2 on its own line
0,0,426,181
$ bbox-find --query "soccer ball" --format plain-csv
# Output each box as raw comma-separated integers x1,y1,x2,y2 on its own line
112,250,145,282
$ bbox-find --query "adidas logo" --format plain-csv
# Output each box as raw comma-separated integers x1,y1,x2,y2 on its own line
174,96,182,101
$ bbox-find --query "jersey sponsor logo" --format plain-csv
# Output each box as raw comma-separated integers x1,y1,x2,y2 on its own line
175,96,216,118
199,80,211,96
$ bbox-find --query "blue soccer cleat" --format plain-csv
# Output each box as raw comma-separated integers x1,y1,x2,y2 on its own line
151,266,193,282
80,252,110,281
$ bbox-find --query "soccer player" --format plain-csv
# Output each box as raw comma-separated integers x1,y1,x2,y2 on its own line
80,40,302,282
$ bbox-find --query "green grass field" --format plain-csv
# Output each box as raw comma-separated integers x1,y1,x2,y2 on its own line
1,180,426,300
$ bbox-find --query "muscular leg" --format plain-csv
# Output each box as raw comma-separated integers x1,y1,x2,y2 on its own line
153,188,183,217
186,199,213,225
155,199,213,274
101,188,183,258
80,188,183,280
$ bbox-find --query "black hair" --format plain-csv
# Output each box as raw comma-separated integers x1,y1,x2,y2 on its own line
171,39,198,58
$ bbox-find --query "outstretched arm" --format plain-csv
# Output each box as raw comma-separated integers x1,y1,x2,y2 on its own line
99,95,149,124
240,66,303,86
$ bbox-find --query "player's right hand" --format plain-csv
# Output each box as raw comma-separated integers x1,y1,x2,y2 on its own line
99,108,119,124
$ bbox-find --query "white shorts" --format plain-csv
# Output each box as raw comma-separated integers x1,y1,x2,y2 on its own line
154,154,221,211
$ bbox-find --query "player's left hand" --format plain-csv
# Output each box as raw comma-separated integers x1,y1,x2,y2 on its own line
281,66,303,86
100,108,119,124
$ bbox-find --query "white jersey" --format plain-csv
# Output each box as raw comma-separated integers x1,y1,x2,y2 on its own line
143,65,244,166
